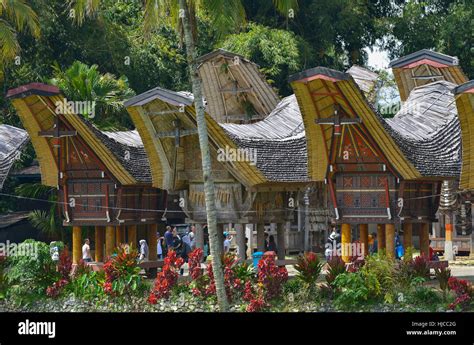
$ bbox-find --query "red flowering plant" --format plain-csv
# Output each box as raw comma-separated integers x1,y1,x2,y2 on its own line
448,277,474,311
295,252,324,286
46,248,73,298
103,246,143,296
187,248,211,297
148,250,184,303
257,252,288,300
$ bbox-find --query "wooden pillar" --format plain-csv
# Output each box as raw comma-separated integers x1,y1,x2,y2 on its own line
403,223,413,259
148,224,158,261
105,225,115,258
359,224,368,257
247,224,254,258
115,226,123,247
276,223,285,260
377,224,385,252
419,222,430,258
341,223,351,262
127,225,137,249
72,226,82,264
257,223,265,252
94,226,104,262
385,223,395,259
235,223,246,260
195,223,204,249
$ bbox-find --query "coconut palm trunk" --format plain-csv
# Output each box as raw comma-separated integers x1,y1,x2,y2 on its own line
178,0,228,311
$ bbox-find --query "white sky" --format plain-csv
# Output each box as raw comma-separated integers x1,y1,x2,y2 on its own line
365,46,391,71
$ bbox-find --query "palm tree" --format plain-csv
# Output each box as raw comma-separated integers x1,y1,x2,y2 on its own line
49,61,135,129
15,183,63,240
67,0,297,312
0,0,40,78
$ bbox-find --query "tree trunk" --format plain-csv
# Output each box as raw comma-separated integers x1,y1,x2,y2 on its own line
179,0,228,312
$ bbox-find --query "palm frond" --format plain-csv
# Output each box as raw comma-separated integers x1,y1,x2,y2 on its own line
28,210,60,236
272,0,298,17
67,0,101,25
1,0,40,37
0,18,19,62
15,183,54,199
200,0,246,37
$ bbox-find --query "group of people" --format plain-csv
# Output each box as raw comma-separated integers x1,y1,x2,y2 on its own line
324,224,439,262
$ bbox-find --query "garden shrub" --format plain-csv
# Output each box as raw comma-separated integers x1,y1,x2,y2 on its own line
68,270,106,300
0,254,7,298
282,278,303,296
6,239,59,303
294,252,323,286
333,272,372,310
434,267,451,298
360,253,395,295
325,256,346,287
257,252,288,300
448,277,474,311
233,261,255,282
149,250,183,303
103,246,144,296
46,248,73,298
410,255,430,279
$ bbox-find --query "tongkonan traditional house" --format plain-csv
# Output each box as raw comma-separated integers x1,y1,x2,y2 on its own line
6,84,183,265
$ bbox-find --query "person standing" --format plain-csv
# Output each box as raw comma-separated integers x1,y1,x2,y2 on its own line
370,233,378,254
267,235,277,253
189,225,196,250
223,232,231,253
82,238,92,262
157,233,163,259
164,226,174,250
139,239,149,261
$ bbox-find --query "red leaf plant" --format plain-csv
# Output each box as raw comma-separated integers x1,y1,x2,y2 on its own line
448,277,473,310
257,252,288,300
46,248,73,298
148,250,184,303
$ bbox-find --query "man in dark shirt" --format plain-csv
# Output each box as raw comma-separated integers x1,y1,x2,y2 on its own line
164,226,174,250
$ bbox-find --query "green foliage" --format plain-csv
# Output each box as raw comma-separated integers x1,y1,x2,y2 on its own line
68,271,106,300
14,183,62,238
325,256,346,287
435,267,451,296
333,272,372,310
387,0,473,79
282,278,303,296
0,0,40,65
49,61,135,129
5,239,59,304
221,23,312,95
232,261,255,282
360,253,395,295
294,252,323,286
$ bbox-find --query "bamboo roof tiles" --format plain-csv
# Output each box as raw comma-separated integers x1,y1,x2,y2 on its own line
382,81,461,177
0,124,29,190
221,95,309,182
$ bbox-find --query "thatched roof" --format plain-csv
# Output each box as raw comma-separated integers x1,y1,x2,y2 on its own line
384,81,461,177
196,49,279,123
346,65,378,95
389,49,467,101
221,95,309,182
0,124,29,190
